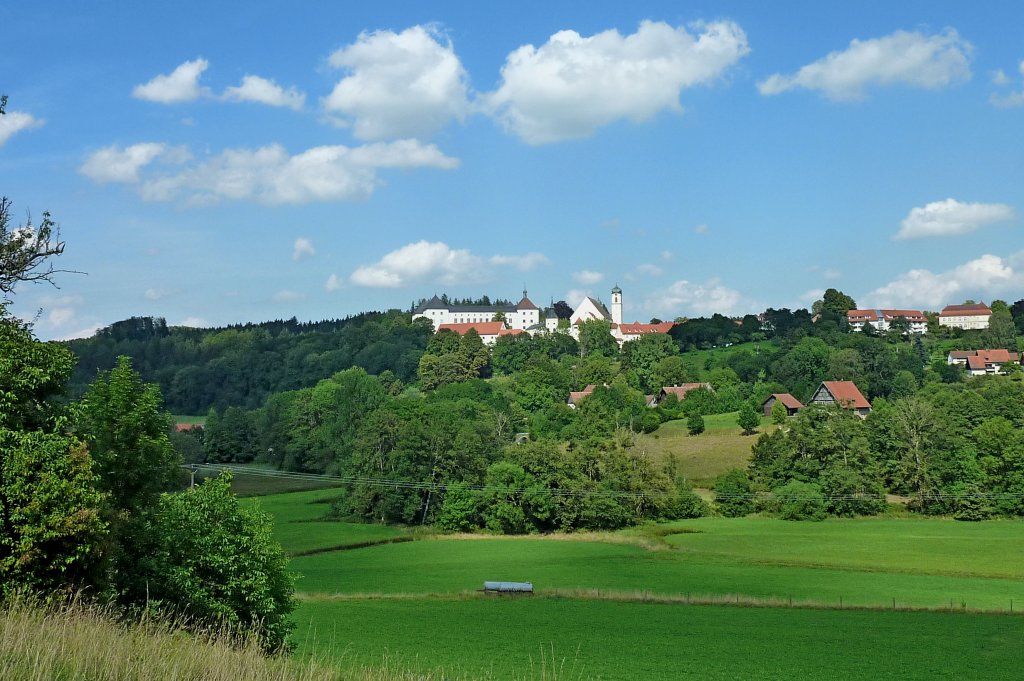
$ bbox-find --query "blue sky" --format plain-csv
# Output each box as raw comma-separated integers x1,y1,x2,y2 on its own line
2,1,1023,338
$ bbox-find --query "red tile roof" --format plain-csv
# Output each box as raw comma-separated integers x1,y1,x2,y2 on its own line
846,309,926,322
175,423,203,432
659,383,712,399
940,303,991,317
568,384,599,405
820,381,871,410
438,321,506,336
516,296,539,310
765,393,803,410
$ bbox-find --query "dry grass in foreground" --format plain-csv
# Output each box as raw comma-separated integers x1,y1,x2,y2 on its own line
0,596,455,681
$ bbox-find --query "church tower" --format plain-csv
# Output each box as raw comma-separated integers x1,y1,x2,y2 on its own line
611,284,622,326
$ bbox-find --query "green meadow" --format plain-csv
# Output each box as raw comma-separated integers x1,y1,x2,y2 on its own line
256,488,1024,680
636,413,770,484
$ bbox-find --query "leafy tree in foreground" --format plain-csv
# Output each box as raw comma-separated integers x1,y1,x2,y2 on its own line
0,310,107,596
0,197,67,300
139,474,296,653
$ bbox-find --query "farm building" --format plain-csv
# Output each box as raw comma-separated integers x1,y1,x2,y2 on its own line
653,383,713,406
808,381,872,417
762,393,804,417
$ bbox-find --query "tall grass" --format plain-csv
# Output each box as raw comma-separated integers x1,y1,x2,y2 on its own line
0,596,454,681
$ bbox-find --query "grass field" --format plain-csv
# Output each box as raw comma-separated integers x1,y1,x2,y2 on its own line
254,487,1024,679
292,598,1024,681
636,412,770,484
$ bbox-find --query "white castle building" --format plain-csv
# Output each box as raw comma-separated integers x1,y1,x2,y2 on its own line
414,286,674,346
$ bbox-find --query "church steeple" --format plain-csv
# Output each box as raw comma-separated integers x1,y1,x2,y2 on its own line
611,285,622,326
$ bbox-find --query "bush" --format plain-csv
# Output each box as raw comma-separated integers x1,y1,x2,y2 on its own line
819,465,886,517
687,413,705,435
714,469,755,517
138,474,296,653
770,480,827,521
737,402,760,435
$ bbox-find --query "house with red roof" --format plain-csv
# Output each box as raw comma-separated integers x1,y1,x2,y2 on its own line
761,393,803,417
567,384,599,409
653,383,713,406
938,303,991,330
808,381,872,417
947,349,1021,376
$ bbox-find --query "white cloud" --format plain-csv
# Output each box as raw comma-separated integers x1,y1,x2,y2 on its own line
488,252,549,270
293,237,315,261
0,111,44,146
661,250,673,261
133,58,210,103
637,263,664,277
564,288,593,306
864,252,1024,309
85,140,458,205
990,60,1024,108
325,273,343,291
176,317,207,328
694,223,709,234
223,74,305,110
485,20,749,144
144,288,176,300
272,290,305,303
646,277,748,316
572,270,604,285
55,324,103,341
895,198,1014,240
758,29,971,100
78,143,189,184
799,288,825,305
822,268,842,280
323,25,470,140
351,241,482,288
47,307,76,327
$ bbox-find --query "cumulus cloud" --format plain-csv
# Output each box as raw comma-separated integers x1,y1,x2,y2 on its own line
349,241,547,288
758,29,971,100
864,252,1024,309
272,290,305,303
646,277,748,316
325,273,343,291
485,20,749,144
292,237,315,261
323,25,470,140
83,140,458,205
489,252,549,270
176,317,207,328
351,241,481,288
223,75,305,110
572,270,604,285
693,223,709,235
564,288,593,306
895,198,1014,240
78,143,189,184
0,111,44,146
133,58,210,103
661,250,673,261
990,59,1024,108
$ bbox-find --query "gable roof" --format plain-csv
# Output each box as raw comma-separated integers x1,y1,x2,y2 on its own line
568,384,599,405
764,393,803,410
847,309,927,323
574,296,611,322
940,303,991,317
659,383,713,399
819,381,871,410
414,295,446,313
516,295,538,310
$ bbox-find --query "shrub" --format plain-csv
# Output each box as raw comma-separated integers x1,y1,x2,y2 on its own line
737,402,760,435
714,469,755,517
687,413,705,436
770,480,827,521
138,474,296,653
